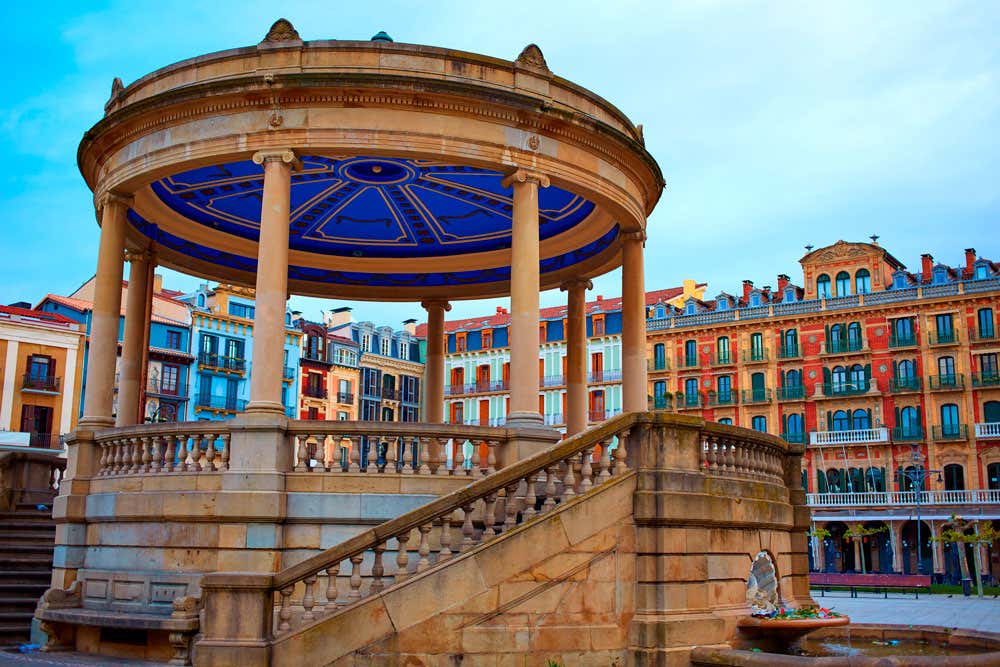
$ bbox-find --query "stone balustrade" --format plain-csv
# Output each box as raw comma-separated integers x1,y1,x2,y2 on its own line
808,489,1000,507
702,423,788,484
95,422,232,476
975,422,1000,439
809,427,889,446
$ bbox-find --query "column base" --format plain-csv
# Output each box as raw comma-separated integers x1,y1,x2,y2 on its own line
504,412,545,429
245,401,286,415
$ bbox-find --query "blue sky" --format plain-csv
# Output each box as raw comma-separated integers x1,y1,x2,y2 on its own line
1,1,997,325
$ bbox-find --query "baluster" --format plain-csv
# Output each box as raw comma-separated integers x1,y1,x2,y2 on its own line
416,524,432,572
542,465,558,511
438,516,453,562
204,434,216,471
504,482,520,531
115,438,126,474
301,575,317,622
431,436,447,476
123,437,135,474
395,531,411,583
295,435,310,472
139,436,152,473
400,437,413,475
705,436,718,472
348,554,364,600
384,436,397,474
562,457,577,499
348,436,361,473
482,494,497,538
220,433,231,471
278,587,293,631
454,439,465,476
98,441,109,475
184,435,198,472
471,442,484,479
370,543,387,594
324,564,340,611
418,437,432,475
149,435,162,473
486,440,499,474
724,439,736,473
523,473,537,518
460,504,476,550
597,441,612,482
314,434,328,471
614,429,630,476
164,435,178,473
580,449,594,492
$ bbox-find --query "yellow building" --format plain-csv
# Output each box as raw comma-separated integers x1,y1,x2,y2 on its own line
0,304,86,449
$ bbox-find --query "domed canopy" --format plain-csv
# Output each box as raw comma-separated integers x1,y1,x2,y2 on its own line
80,21,662,300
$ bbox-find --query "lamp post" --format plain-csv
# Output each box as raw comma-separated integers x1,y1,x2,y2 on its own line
896,444,942,575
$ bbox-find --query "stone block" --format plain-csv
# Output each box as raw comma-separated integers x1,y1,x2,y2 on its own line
246,524,279,549
382,554,488,630
637,554,708,583
360,493,437,521
475,517,570,588
706,553,752,581
320,524,367,549
55,523,87,545
219,523,248,549
462,626,530,654
531,625,593,652
287,492,360,520
271,596,395,667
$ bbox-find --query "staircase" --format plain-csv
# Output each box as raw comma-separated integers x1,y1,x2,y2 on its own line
0,506,55,647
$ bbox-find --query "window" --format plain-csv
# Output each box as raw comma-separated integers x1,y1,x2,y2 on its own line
655,305,667,318
852,409,870,430
783,329,798,356
716,297,728,312
816,274,831,298
847,322,863,350
893,272,908,289
200,334,218,355
865,467,886,492
943,464,965,491
940,403,960,436
831,366,847,391
717,336,730,364
975,264,989,280
28,355,52,380
482,331,492,349
829,323,844,348
849,364,866,390
684,340,697,367
717,375,731,402
228,302,255,319
785,369,801,387
751,415,767,433
855,269,871,294
935,313,954,342
932,266,948,284
225,338,243,360
653,381,667,408
161,364,179,395
835,271,851,296
979,308,995,339
749,332,764,360
684,301,696,316
380,336,391,356
684,378,699,405
785,413,803,436
455,335,466,352
718,418,733,425
338,411,349,421
938,356,955,382
980,353,998,382
898,406,920,437
653,343,666,370
361,334,372,352
892,317,914,345
197,293,206,307
593,317,605,336
988,462,1000,491
166,330,182,350
749,292,761,307
832,410,849,431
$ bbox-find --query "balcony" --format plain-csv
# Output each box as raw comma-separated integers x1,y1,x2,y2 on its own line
653,395,672,410
776,385,806,401
198,352,246,373
741,388,771,404
706,392,738,407
821,339,866,355
588,370,622,383
283,366,295,381
809,428,889,446
303,385,328,399
195,395,247,413
932,424,968,441
337,391,355,404
146,378,187,399
781,431,806,444
888,333,917,349
648,358,670,372
928,374,965,391
820,380,871,397
543,413,564,426
928,330,958,346
778,344,800,359
710,354,736,368
889,376,922,393
301,352,330,365
972,372,1000,388
971,329,997,344
679,357,700,370
975,422,1000,439
21,373,61,393
891,426,925,442
676,393,703,409
542,374,565,387
807,489,1000,508
742,349,769,364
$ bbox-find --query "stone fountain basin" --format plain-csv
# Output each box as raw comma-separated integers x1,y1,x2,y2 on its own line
738,615,850,634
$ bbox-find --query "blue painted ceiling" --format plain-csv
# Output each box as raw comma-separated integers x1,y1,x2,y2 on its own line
150,156,596,259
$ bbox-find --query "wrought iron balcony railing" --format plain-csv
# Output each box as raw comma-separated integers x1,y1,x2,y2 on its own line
889,376,922,393
676,393,703,409
776,385,806,401
972,372,1000,388
197,352,246,372
932,424,968,441
891,426,924,442
195,395,247,412
336,391,355,404
781,431,806,444
928,330,958,346
303,385,328,399
778,344,800,359
820,381,871,397
928,374,965,390
22,373,61,392
706,392,737,407
741,388,772,404
888,333,917,348
742,348,769,364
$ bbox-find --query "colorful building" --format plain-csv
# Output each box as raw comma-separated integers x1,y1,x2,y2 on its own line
181,284,301,420
0,304,86,448
645,241,1000,583
37,275,193,423
420,281,705,432
295,310,361,421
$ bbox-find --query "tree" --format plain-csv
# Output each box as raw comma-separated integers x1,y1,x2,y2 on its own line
844,523,887,575
933,515,1000,598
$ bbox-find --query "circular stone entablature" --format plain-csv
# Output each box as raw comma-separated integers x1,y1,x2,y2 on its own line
79,20,663,301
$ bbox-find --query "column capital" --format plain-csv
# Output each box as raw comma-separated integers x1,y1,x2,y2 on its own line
252,148,302,170
621,229,647,244
420,299,452,312
501,168,550,189
97,190,134,211
559,278,593,292
123,248,153,264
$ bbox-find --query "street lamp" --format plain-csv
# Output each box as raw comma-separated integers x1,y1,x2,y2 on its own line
896,444,942,575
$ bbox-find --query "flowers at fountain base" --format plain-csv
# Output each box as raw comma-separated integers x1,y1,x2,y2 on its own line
751,606,843,620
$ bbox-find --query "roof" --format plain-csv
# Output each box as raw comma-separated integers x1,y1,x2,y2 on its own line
0,304,79,325
414,285,700,336
328,334,359,346
40,293,188,327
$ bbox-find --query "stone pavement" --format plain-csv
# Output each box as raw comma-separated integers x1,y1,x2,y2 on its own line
810,590,1000,634
0,651,164,666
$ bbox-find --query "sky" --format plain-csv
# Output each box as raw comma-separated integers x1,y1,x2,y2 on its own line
1,1,997,326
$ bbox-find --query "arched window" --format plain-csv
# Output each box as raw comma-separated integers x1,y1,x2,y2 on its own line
830,323,845,344
899,406,921,437
855,269,871,294
786,413,804,436
988,462,1000,491
832,410,849,431
684,378,699,406
835,271,851,296
849,364,866,390
897,359,916,380
685,300,696,315
197,294,206,307
847,322,863,350
751,415,767,433
943,464,965,491
865,467,885,492
826,468,844,493
940,403,960,437
717,336,730,364
831,365,847,391
900,465,923,492
718,418,733,425
938,356,956,383
784,328,798,353
817,274,831,298
852,409,871,430
653,343,666,370
847,467,865,492
785,369,802,387
684,340,697,367
655,305,666,319
784,287,796,303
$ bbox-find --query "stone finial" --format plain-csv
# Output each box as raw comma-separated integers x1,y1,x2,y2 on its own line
635,124,645,147
109,77,124,100
262,18,301,43
515,44,549,71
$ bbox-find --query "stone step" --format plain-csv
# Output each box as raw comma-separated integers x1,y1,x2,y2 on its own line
0,597,39,609
0,570,51,583
0,556,53,571
0,530,56,544
0,584,49,596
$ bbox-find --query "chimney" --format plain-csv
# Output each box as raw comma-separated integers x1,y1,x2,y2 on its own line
777,274,790,291
742,280,753,302
965,248,977,274
921,254,934,281
596,295,604,302
153,273,163,293
402,318,417,335
496,306,505,315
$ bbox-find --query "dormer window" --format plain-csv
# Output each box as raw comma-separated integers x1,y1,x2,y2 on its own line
197,294,206,307
685,301,696,316
784,287,796,303
932,266,948,285
380,336,391,356
749,293,761,307
892,271,908,289
974,262,990,280
655,305,666,319
716,297,728,312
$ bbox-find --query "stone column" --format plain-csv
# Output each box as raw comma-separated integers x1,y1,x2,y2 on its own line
931,521,945,575
561,278,592,436
421,300,451,423
247,149,298,415
501,168,549,428
80,192,132,428
116,249,152,426
621,230,648,412
889,521,903,573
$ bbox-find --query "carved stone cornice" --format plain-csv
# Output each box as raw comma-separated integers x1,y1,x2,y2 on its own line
501,168,550,189
251,149,302,170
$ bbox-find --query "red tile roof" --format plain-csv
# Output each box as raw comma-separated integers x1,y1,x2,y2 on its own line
0,304,78,325
39,294,188,327
413,285,700,336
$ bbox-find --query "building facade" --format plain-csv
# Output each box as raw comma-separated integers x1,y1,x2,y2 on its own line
422,281,705,432
645,241,1000,583
182,284,301,421
0,304,85,448
295,314,361,421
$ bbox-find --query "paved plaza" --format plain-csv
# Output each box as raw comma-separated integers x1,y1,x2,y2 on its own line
810,591,1000,634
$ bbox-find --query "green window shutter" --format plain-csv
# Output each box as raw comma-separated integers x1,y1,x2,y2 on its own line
823,367,831,384
866,408,873,424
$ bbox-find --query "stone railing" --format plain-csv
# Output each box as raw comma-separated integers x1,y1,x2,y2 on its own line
809,428,889,446
807,489,1000,507
975,422,1000,439
0,447,65,511
701,422,788,486
94,422,232,476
